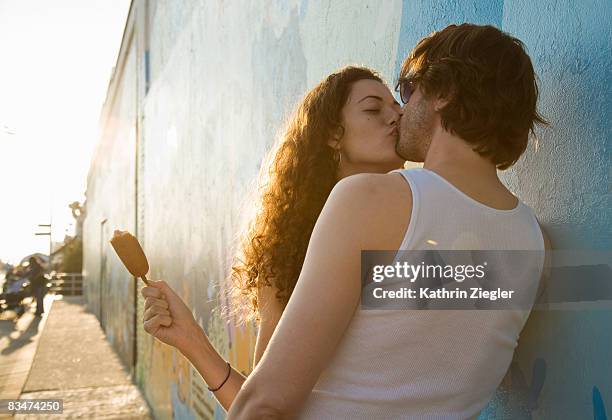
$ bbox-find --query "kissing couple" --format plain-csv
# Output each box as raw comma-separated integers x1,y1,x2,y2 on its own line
142,23,550,419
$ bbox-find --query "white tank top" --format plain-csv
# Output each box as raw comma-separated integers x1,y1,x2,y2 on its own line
297,168,545,419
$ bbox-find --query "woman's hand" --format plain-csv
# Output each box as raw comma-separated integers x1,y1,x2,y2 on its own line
142,280,248,413
141,280,202,354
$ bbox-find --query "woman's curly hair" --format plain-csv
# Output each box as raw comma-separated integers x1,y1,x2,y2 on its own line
228,66,382,323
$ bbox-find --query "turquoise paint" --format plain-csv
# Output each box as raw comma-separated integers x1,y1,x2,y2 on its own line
501,0,612,250
171,382,197,420
395,0,504,82
593,386,608,420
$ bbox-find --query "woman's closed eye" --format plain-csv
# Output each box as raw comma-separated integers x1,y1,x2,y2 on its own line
363,108,380,114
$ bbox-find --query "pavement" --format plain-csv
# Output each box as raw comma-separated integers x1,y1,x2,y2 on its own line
0,294,153,419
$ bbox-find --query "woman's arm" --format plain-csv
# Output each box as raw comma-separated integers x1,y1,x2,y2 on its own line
141,281,247,411
180,325,247,411
141,280,284,412
183,284,283,409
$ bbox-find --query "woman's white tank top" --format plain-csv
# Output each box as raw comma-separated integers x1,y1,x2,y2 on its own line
297,168,545,419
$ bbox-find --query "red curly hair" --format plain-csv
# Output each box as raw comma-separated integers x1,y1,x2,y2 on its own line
229,66,383,323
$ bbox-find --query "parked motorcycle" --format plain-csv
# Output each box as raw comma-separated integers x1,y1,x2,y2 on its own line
0,269,32,316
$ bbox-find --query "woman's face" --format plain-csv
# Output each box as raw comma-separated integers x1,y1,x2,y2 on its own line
334,79,405,178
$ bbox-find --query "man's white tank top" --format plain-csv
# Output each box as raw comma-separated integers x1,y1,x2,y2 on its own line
298,168,545,419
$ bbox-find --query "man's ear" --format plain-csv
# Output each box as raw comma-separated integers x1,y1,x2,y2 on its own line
434,96,450,112
434,90,454,112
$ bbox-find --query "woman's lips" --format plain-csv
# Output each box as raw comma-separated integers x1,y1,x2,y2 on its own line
388,127,399,140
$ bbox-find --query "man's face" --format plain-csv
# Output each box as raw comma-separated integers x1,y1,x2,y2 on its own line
395,84,437,162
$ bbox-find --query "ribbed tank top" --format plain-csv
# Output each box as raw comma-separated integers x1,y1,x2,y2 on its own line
297,168,545,419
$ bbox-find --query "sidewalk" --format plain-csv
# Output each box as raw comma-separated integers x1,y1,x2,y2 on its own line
0,294,54,403
1,295,152,419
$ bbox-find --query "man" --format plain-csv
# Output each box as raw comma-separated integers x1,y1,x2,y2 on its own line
228,23,550,418
27,256,46,316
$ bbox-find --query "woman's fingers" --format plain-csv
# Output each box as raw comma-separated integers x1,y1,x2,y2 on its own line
143,314,173,335
141,285,162,299
143,304,171,322
144,296,168,311
141,281,177,342
143,304,170,321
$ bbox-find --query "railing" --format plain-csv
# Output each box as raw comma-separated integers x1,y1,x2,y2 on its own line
49,272,83,296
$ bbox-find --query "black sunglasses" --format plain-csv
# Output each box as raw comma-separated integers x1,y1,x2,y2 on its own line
395,77,417,105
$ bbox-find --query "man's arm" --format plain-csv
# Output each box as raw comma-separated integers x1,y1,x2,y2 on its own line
534,222,552,305
227,173,411,419
253,285,283,367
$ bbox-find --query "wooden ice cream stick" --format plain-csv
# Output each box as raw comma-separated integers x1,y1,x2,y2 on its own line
140,274,151,286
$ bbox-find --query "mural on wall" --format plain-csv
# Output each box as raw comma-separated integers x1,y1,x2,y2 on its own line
84,0,611,418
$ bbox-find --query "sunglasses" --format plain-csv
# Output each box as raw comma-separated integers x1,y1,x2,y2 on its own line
395,77,417,105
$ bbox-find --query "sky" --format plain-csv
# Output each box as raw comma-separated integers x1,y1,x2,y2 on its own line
0,0,131,264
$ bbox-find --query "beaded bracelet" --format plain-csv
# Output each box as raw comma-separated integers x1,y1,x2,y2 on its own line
208,361,232,392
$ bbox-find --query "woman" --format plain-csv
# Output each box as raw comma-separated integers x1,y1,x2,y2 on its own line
140,66,404,412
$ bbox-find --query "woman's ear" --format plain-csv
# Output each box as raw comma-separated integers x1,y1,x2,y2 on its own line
327,138,341,150
326,126,344,149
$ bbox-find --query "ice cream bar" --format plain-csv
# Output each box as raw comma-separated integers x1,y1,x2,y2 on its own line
110,230,150,286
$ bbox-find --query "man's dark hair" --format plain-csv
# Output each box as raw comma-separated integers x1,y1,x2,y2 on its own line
399,23,548,169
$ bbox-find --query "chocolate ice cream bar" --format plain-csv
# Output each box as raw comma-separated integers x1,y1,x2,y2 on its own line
110,230,150,286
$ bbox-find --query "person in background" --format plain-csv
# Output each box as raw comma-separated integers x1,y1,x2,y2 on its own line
27,256,46,316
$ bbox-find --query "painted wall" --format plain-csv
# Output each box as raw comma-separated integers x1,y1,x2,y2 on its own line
83,28,139,372
84,0,611,418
